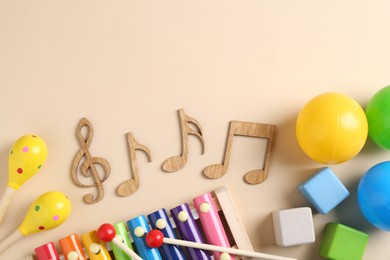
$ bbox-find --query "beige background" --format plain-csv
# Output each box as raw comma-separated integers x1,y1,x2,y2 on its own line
1,1,390,259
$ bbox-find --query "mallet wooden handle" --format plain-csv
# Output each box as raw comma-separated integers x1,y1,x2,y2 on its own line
97,223,143,260
111,235,143,260
163,237,296,260
146,229,296,260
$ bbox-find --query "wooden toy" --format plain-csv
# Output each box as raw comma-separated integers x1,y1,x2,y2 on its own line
69,114,276,205
203,121,276,184
34,242,60,260
0,134,48,224
162,109,205,172
171,202,211,259
298,167,350,214
145,229,297,260
71,117,111,204
81,230,112,260
127,215,162,259
193,192,233,259
110,222,136,260
29,187,271,259
58,233,87,260
320,223,368,260
97,223,143,260
116,132,151,197
147,208,186,259
0,191,71,254
272,207,315,247
214,186,253,252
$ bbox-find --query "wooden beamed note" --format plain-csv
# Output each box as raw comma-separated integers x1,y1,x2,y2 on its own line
162,109,205,172
71,118,111,204
116,133,151,197
203,121,276,184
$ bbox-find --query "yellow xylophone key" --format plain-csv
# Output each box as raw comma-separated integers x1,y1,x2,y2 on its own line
81,230,112,260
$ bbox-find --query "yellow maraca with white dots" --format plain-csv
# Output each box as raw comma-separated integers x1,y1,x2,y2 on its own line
0,191,71,254
0,134,48,224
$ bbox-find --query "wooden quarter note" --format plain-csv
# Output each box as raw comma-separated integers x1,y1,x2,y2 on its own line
203,121,276,184
71,118,111,204
162,109,205,172
116,132,151,197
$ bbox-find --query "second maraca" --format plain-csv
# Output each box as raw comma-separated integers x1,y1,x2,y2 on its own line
0,134,48,224
0,191,72,254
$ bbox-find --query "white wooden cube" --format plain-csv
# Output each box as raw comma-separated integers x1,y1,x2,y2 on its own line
272,207,315,247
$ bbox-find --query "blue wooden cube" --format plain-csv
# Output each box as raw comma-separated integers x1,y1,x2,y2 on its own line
299,167,350,214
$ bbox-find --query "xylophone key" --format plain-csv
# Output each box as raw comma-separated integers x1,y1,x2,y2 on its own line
81,230,112,260
170,203,211,259
111,222,134,260
59,233,87,260
194,192,234,260
34,242,60,260
127,215,162,259
97,223,142,260
148,208,186,260
29,187,256,260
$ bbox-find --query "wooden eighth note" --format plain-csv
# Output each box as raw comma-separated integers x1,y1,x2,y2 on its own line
116,133,151,197
203,121,276,184
71,118,111,204
162,109,205,172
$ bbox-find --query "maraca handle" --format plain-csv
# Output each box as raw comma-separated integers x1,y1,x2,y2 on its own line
0,187,16,225
0,228,23,254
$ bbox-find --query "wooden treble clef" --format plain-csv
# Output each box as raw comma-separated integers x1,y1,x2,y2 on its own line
71,118,111,204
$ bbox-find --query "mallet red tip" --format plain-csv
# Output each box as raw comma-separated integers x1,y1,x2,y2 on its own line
97,223,116,242
145,229,164,248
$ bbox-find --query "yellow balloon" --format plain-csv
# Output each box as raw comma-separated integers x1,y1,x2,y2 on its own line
18,191,71,236
296,92,368,164
8,134,48,190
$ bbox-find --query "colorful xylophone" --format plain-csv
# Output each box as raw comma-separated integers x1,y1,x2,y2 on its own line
29,187,254,260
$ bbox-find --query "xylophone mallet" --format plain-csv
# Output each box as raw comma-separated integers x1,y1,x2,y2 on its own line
97,223,143,260
145,229,297,260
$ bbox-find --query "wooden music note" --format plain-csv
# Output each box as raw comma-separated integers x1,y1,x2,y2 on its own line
116,133,151,197
71,118,111,204
203,121,275,185
162,109,205,172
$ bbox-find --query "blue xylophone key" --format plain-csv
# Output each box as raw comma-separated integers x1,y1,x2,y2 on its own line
148,208,186,260
127,215,162,260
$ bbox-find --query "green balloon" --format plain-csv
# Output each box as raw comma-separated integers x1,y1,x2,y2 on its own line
366,85,390,149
